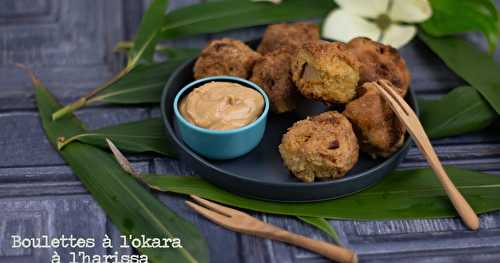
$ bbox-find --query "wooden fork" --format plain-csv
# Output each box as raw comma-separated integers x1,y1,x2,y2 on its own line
186,195,358,263
374,79,480,230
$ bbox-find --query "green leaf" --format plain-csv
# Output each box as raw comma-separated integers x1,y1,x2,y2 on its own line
160,0,334,39
58,118,176,158
30,69,208,263
89,58,190,104
128,0,169,65
141,166,500,220
297,216,341,244
420,0,499,52
420,86,497,139
419,33,500,114
51,49,191,119
159,47,200,60
115,41,200,59
52,0,171,121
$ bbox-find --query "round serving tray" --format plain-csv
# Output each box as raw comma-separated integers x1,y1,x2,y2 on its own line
161,39,418,202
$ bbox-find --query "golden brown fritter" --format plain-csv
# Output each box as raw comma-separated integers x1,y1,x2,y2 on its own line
193,38,261,79
347,37,411,96
250,48,299,113
291,41,360,104
279,111,359,182
343,82,406,158
257,22,320,55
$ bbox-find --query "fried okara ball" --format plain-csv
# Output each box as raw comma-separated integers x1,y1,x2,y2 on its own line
250,48,299,113
347,37,411,96
257,22,320,55
291,41,360,104
343,82,406,158
279,111,359,182
193,38,261,79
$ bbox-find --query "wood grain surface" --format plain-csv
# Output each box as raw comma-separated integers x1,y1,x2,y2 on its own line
0,0,499,262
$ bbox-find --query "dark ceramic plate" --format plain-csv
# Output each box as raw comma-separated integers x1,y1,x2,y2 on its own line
161,39,418,202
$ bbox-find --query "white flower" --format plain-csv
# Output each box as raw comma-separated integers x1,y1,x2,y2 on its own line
322,0,432,48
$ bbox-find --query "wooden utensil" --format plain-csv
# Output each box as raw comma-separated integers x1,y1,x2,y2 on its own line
186,195,358,263
374,79,480,230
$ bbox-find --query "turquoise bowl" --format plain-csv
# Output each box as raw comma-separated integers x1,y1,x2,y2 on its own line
173,76,270,160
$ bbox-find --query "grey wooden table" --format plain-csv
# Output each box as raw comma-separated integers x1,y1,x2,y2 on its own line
1,0,500,262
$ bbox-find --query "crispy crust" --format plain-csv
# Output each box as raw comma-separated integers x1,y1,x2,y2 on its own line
343,82,406,158
193,38,261,79
250,48,299,113
291,41,360,103
279,111,359,182
347,37,411,96
257,22,320,55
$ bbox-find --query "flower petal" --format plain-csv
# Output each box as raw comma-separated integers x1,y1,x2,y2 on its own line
322,9,381,43
388,0,432,23
380,24,416,48
335,0,389,18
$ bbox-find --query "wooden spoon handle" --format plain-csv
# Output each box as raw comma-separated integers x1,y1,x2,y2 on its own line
375,80,479,230
260,225,357,263
416,136,480,230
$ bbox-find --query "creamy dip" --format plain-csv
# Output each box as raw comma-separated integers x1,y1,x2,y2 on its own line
179,81,264,130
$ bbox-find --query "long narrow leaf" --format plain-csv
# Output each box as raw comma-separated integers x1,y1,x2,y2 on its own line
140,167,500,220
420,0,499,52
158,47,200,60
51,0,171,120
297,216,341,244
58,118,176,157
419,33,500,114
30,69,208,263
160,0,334,39
89,58,192,104
128,0,169,65
420,86,497,139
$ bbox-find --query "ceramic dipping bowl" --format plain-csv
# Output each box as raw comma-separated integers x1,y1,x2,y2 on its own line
173,76,270,160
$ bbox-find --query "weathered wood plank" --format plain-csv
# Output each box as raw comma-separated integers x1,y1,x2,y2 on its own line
0,108,148,168
400,143,500,173
0,0,500,262
0,162,150,199
0,195,108,263
0,0,127,110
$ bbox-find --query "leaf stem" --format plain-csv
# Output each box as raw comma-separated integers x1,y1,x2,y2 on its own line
114,41,134,52
57,133,95,150
52,31,157,120
51,66,130,121
87,66,131,99
51,97,87,121
114,41,172,53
